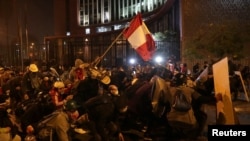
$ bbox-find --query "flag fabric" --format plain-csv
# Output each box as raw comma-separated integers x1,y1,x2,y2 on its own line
123,13,156,61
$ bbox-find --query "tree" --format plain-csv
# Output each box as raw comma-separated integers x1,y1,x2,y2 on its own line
184,22,250,60
153,30,178,41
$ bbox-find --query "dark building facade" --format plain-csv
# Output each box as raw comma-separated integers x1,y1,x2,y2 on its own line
0,0,54,68
45,0,180,67
2,0,248,69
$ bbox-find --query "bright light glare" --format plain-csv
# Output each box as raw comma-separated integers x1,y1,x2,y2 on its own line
129,58,136,64
155,56,163,63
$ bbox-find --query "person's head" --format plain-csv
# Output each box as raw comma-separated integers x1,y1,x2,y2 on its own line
172,73,187,86
75,59,84,68
64,99,80,120
53,81,65,93
43,76,49,81
108,85,119,96
26,125,34,134
64,79,72,88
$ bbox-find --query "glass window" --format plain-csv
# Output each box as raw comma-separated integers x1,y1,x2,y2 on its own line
96,26,112,33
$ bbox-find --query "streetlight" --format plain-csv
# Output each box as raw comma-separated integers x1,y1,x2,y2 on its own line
154,55,163,64
129,58,136,65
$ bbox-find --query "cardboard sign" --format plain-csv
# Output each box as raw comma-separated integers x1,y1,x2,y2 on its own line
213,57,235,124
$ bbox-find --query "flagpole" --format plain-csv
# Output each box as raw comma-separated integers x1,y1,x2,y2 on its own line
92,28,127,67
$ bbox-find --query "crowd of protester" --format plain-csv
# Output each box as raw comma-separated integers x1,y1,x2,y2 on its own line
0,58,249,141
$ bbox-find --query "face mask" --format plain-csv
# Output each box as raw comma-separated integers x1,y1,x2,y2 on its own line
70,110,79,120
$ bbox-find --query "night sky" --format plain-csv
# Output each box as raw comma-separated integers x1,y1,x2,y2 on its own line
0,0,54,45
25,0,54,44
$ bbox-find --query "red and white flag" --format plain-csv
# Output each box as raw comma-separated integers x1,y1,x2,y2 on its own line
123,13,156,61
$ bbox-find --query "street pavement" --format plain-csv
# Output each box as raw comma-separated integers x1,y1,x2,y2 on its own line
233,100,250,124
204,94,250,125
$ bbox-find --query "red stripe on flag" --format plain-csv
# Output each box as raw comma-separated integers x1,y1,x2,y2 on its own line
123,13,156,61
123,14,142,39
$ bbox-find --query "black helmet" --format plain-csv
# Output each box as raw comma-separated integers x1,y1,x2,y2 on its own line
64,100,80,111
172,73,187,86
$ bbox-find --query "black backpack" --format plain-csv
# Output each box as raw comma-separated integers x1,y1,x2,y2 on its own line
172,88,192,112
36,111,60,141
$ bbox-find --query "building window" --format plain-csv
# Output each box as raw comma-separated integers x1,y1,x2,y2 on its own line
113,24,126,30
78,0,164,27
96,26,111,33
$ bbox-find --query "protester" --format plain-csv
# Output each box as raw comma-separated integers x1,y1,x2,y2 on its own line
107,84,128,141
49,81,73,110
0,59,248,141
76,87,127,141
110,66,128,91
24,125,36,141
70,85,122,141
166,73,216,140
0,94,21,141
69,59,89,83
5,74,23,110
33,99,80,141
81,94,116,141
108,84,128,113
21,64,44,99
39,76,53,94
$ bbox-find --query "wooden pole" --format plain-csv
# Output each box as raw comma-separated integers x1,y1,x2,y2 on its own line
92,28,127,67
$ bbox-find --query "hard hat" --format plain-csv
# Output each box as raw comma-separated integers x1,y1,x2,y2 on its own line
100,75,111,85
29,64,38,72
64,99,80,111
54,81,65,89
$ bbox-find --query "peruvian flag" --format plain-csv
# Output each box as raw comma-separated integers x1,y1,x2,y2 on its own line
123,13,156,61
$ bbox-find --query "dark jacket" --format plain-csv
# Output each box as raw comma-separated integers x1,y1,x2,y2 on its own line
83,94,117,141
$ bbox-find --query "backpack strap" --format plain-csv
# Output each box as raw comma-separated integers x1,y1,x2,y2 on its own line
37,111,61,128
